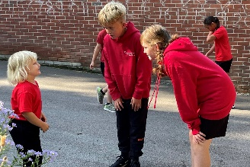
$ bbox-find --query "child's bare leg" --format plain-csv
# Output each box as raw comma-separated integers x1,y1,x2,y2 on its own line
107,89,112,104
103,85,112,104
189,130,212,167
102,85,108,94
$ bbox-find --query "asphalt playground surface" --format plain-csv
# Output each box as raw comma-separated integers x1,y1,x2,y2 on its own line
0,60,249,167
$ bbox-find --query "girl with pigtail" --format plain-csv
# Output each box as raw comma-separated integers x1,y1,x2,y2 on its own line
140,24,235,167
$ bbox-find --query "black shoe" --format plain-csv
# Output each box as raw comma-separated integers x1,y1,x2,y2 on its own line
110,156,130,167
130,159,140,167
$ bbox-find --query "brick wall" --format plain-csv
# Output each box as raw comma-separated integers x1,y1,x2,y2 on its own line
0,0,249,93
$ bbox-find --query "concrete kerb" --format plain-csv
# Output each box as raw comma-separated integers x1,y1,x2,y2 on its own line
0,55,101,74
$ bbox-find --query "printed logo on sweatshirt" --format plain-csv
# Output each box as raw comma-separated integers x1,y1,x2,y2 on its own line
124,51,135,56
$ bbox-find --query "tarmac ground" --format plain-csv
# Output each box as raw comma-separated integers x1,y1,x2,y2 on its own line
0,60,249,167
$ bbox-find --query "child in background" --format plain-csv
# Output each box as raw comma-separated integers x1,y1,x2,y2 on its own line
90,29,115,113
204,16,233,70
204,16,235,108
7,50,49,167
98,2,152,167
140,24,235,167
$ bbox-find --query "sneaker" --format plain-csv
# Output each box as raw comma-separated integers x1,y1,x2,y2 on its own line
96,87,104,104
104,103,116,113
130,159,140,167
232,105,235,109
110,156,130,167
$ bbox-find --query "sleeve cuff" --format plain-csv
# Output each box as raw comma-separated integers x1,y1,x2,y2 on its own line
132,91,142,100
192,128,200,135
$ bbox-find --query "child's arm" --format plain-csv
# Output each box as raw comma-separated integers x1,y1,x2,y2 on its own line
90,43,102,69
206,31,216,42
205,43,215,57
41,112,47,122
22,112,49,132
103,50,121,101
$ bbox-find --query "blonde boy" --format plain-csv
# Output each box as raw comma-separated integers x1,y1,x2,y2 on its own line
98,2,152,167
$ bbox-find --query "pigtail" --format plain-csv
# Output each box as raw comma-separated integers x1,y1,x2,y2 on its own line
153,33,179,77
153,49,165,77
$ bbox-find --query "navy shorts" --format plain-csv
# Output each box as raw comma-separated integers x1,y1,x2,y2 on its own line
215,58,233,73
200,115,229,140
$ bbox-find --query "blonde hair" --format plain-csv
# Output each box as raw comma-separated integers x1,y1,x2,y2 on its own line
7,50,37,85
98,1,126,27
140,24,179,77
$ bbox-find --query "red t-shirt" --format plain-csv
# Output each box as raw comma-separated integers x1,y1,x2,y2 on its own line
96,29,107,62
11,81,42,121
213,26,233,61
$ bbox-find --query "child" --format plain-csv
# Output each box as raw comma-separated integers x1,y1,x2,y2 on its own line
7,50,49,167
90,29,115,112
204,16,235,108
140,24,235,167
204,16,233,71
98,2,152,167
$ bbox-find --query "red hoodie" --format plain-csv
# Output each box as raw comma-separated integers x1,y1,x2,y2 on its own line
102,22,152,100
163,37,236,135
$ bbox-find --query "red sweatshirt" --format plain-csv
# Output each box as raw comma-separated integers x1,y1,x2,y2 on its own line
102,22,152,100
163,37,236,135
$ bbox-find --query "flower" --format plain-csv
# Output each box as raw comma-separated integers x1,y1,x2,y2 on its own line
0,102,18,136
0,136,6,147
0,156,10,167
0,101,58,167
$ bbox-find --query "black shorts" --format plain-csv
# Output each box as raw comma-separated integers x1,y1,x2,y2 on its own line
215,58,233,73
100,62,105,77
200,115,229,140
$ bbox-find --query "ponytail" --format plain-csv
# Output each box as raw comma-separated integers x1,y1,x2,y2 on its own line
204,16,220,28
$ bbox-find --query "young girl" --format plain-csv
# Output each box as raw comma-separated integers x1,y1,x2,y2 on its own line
140,24,235,167
204,16,233,73
7,50,49,167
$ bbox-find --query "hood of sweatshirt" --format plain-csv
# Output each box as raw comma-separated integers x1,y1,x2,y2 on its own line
115,21,139,42
164,37,198,54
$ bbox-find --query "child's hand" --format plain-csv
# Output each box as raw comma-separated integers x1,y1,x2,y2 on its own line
193,132,206,144
208,30,215,35
90,61,95,69
114,98,124,111
41,113,47,122
41,122,49,133
131,97,141,111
